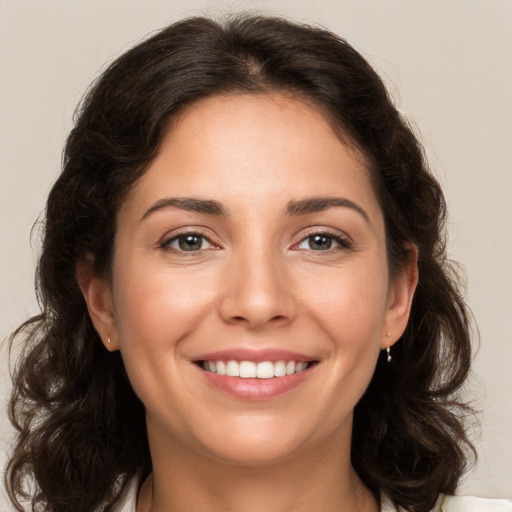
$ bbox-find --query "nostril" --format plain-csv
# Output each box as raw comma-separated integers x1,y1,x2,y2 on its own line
218,282,296,328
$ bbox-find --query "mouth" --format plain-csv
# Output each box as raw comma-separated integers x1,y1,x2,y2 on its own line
196,359,315,379
193,353,319,400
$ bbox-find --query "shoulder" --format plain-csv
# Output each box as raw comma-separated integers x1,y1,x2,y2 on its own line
109,476,139,512
440,496,512,511
108,485,512,512
381,494,512,512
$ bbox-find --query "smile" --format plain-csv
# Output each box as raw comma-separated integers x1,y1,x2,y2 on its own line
201,360,310,378
193,349,318,399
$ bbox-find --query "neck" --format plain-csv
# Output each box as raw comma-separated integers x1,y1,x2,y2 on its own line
137,425,379,512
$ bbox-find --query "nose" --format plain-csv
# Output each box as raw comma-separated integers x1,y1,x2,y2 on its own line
219,250,297,329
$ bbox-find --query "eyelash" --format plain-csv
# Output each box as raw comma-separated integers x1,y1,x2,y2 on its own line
160,230,217,253
292,230,352,252
160,229,351,254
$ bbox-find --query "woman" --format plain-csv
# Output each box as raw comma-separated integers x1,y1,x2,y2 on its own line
5,14,507,512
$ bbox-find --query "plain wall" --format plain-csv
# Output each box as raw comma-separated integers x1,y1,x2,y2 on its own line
1,0,511,507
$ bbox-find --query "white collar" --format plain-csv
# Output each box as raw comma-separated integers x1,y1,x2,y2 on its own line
110,477,511,512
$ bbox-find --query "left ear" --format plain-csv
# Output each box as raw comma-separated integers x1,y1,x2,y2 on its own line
381,245,419,349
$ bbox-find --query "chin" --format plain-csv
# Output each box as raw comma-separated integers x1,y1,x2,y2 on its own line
191,410,347,467
203,436,304,467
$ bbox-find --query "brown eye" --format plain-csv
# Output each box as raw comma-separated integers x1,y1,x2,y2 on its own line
306,234,333,250
163,233,214,252
297,233,341,251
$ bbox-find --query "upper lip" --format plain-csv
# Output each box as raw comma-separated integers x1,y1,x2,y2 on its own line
193,348,315,363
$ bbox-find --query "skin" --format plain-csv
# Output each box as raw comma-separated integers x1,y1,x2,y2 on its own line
81,93,418,512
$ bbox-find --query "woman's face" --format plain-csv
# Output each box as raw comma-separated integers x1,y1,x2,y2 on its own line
87,93,416,465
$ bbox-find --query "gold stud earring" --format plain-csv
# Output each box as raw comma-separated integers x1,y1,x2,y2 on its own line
386,346,392,363
107,337,111,345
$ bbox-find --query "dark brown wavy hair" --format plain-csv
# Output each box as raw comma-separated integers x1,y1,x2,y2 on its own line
6,14,475,512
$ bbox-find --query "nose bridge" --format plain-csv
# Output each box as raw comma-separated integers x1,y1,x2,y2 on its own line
219,239,295,328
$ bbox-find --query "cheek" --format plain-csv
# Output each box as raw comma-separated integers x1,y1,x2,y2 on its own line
111,260,217,359
303,260,389,343
109,263,221,418
301,260,388,392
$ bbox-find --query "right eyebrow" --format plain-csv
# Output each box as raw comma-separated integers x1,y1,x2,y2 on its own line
141,197,229,220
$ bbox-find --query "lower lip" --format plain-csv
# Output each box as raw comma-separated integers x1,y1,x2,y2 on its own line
198,365,315,400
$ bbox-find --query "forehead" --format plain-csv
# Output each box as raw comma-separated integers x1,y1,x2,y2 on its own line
120,93,382,226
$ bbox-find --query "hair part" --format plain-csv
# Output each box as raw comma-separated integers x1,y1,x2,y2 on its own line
6,13,475,512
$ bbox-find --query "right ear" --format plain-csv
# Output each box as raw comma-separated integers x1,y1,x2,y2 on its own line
77,256,119,351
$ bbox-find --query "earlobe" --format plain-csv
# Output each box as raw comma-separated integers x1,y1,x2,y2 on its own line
381,245,419,350
77,258,119,351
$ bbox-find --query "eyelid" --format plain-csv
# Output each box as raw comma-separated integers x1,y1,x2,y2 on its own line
290,227,352,250
159,227,220,251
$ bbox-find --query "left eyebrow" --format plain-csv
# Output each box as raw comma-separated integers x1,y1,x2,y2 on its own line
141,197,229,220
285,196,370,224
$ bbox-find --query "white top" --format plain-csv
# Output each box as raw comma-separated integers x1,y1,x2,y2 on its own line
111,478,512,512
380,493,512,512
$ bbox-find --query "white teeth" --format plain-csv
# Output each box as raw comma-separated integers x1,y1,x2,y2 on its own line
295,362,308,372
274,360,287,377
256,361,274,379
226,360,239,377
202,359,311,378
216,361,226,376
286,361,296,375
239,361,256,378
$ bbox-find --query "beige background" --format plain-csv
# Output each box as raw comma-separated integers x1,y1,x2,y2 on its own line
1,0,511,506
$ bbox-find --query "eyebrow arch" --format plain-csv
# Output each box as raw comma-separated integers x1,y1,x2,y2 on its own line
141,197,229,220
285,196,370,223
